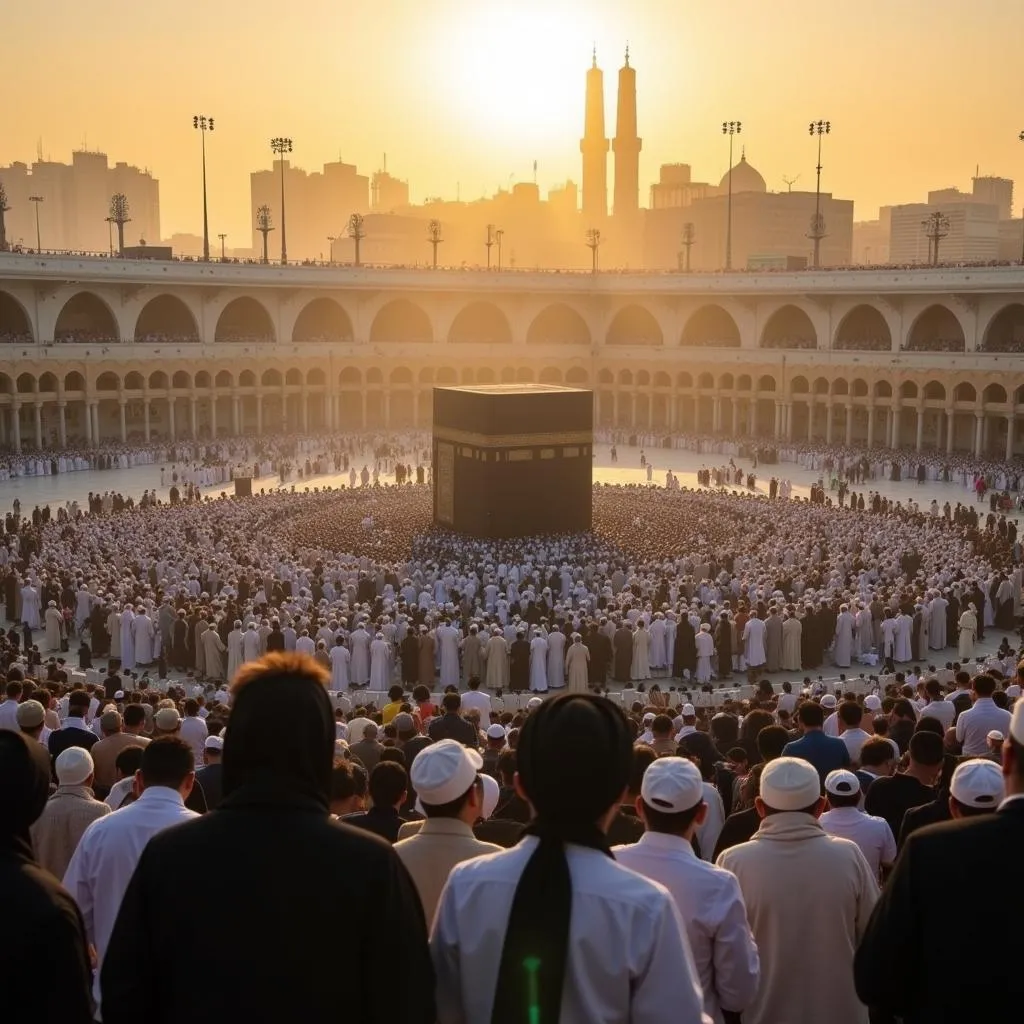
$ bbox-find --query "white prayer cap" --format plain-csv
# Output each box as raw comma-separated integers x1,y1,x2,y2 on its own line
760,757,822,812
949,758,1003,809
641,757,703,813
55,747,94,786
410,739,483,807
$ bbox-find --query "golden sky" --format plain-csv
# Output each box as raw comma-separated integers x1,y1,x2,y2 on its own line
4,0,1021,241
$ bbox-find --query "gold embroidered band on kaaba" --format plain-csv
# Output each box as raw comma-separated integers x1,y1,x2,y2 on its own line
433,427,593,449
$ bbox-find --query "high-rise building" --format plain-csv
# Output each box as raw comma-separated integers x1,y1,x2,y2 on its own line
612,48,642,217
580,50,609,223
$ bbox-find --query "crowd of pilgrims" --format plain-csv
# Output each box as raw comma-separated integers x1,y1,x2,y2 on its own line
2,425,1024,1023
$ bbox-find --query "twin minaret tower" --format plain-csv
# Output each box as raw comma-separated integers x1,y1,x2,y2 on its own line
580,47,642,221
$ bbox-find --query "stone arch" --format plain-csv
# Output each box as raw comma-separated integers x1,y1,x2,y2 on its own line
500,367,515,384
851,379,869,398
134,294,199,342
736,374,752,391
899,381,918,400
370,299,433,343
606,304,663,346
832,378,850,396
677,371,693,388
813,377,830,395
418,368,435,384
565,367,589,385
282,368,300,387
194,370,211,388
307,368,326,386
96,372,120,392
598,369,614,385
517,367,534,382
477,367,496,383
758,375,777,392
790,375,809,394
984,383,1007,403
390,367,413,385
292,298,354,343
834,304,892,352
238,370,256,387
697,372,714,389
0,374,12,394
215,297,275,343
0,291,33,341
923,380,945,401
875,381,893,399
64,372,86,392
339,367,361,387
954,382,976,403
447,301,512,344
54,292,120,342
436,367,457,384
526,303,591,345
655,371,672,387
618,370,634,386
38,372,58,393
680,304,740,347
982,303,1024,353
262,369,282,387
539,367,563,384
460,368,474,384
16,373,35,394
170,370,191,389
760,304,817,349
124,371,145,390
906,304,965,352
215,370,233,387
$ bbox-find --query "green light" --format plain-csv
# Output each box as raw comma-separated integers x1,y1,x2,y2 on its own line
523,956,541,1024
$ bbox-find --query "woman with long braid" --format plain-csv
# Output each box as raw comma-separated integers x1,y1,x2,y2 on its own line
431,693,709,1023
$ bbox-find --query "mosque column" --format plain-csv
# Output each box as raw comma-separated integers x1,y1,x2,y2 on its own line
630,392,638,429
412,390,420,430
384,390,391,430
648,393,655,431
360,390,367,429
891,405,902,448
974,413,984,458
731,398,739,435
302,390,312,432
612,390,619,427
91,403,100,445
33,402,43,449
232,393,240,436
773,402,781,439
57,402,67,449
167,399,176,441
866,403,875,448
189,397,198,439
143,397,151,442
1006,414,1015,461
82,399,91,447
946,408,955,454
748,398,757,436
0,407,6,447
11,402,23,453
915,404,924,452
806,400,815,441
845,403,853,445
712,396,721,434
981,411,991,453
825,401,834,444
118,399,127,444
786,402,794,441
209,396,217,438
255,392,263,436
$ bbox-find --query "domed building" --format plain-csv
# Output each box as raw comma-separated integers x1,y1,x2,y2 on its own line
719,153,767,194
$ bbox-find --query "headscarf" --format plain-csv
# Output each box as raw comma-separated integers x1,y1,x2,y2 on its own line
221,661,335,809
490,694,632,1024
0,731,52,858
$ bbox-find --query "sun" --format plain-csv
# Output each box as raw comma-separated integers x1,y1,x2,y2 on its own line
443,5,593,148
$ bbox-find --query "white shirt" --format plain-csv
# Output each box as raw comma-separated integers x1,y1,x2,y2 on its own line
0,698,20,731
819,806,897,880
823,711,840,737
696,782,726,863
615,832,759,1024
179,715,208,764
776,692,798,716
431,837,710,1024
919,700,955,730
460,689,491,730
839,728,872,763
62,787,198,1014
955,697,1013,756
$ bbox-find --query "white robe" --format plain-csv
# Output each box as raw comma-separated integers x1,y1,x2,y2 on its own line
44,606,63,651
630,627,651,681
227,629,244,681
545,630,566,689
833,612,855,668
242,628,261,662
369,638,391,690
20,586,40,630
565,641,589,693
958,609,977,661
743,617,767,669
349,628,371,685
120,610,136,671
330,644,351,690
107,611,122,660
132,613,155,665
695,631,715,682
436,625,461,689
928,597,948,649
75,590,93,630
529,635,549,692
648,619,668,669
894,614,913,663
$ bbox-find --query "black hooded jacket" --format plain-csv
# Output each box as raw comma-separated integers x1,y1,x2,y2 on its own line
100,664,435,1024
0,732,93,1023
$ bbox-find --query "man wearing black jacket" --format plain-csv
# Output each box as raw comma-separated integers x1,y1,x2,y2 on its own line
100,653,434,1024
855,707,1024,1023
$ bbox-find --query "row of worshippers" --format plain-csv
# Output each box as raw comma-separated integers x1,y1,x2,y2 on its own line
5,651,1024,1024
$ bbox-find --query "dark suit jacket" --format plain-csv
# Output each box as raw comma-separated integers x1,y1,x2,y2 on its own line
101,783,434,1024
427,713,477,749
854,799,1024,1024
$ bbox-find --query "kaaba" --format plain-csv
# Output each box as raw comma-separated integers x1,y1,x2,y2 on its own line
433,384,593,538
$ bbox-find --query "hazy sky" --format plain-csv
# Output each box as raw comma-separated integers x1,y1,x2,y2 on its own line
5,0,1021,241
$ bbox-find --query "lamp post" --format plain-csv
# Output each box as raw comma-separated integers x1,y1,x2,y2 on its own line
808,120,831,268
256,205,274,264
722,121,742,270
485,223,495,269
427,219,443,268
193,115,215,261
28,195,44,252
327,236,336,264
105,216,114,255
495,228,504,270
586,228,601,273
108,193,130,256
922,211,950,266
218,233,227,260
348,213,365,266
270,137,292,264
1018,130,1024,262
0,183,9,252
680,222,695,272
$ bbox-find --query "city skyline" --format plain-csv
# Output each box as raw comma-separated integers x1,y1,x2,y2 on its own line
4,0,1023,244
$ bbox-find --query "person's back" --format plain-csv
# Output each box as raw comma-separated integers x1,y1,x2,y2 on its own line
782,703,850,783
717,757,878,1024
431,693,709,1024
100,653,434,1024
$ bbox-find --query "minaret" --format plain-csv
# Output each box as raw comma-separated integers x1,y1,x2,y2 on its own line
580,47,609,221
612,45,642,216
